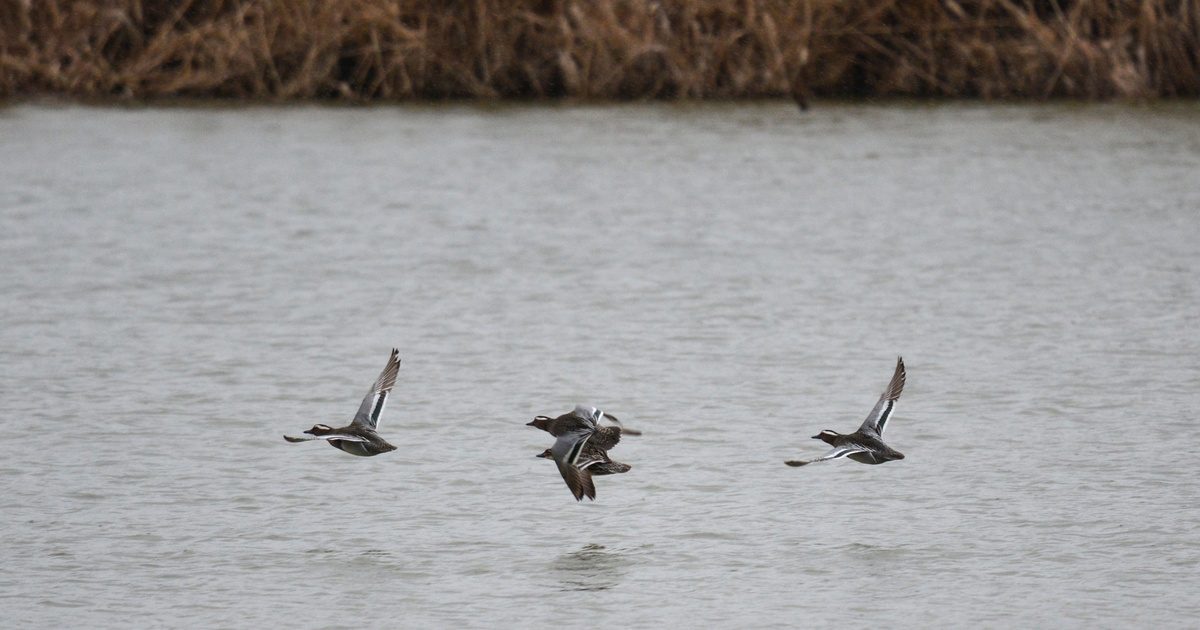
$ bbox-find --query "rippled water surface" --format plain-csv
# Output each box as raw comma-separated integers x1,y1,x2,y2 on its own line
3,103,1199,627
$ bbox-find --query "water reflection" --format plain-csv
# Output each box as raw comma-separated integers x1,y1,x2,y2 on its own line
548,544,628,592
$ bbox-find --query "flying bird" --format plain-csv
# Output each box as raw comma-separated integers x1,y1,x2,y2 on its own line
549,426,600,501
536,445,631,477
284,349,401,457
785,356,907,467
527,404,638,451
530,405,632,500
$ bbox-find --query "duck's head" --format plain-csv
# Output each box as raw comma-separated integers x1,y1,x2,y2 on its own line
813,430,839,445
527,416,553,431
304,424,336,436
535,449,553,459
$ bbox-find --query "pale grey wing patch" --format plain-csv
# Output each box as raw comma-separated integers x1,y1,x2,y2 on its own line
551,428,594,465
784,446,866,467
571,405,602,430
550,428,596,501
352,349,401,430
860,398,896,437
283,433,369,443
858,356,906,437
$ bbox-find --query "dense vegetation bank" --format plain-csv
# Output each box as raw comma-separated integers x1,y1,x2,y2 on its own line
2,0,1197,101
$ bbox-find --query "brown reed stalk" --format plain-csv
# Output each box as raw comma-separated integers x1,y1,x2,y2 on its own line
1,0,1196,100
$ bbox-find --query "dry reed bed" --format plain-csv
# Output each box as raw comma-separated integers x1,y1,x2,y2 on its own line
1,0,1197,100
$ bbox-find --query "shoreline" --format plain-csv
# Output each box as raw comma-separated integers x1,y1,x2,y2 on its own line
4,95,1199,110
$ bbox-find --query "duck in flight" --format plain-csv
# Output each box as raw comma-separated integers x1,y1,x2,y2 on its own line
527,404,638,453
284,349,401,457
785,356,907,467
531,405,632,500
536,444,631,477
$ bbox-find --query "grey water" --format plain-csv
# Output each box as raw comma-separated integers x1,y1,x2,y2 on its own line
2,102,1199,628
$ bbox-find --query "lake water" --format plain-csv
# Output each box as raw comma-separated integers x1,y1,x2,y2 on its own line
2,102,1199,627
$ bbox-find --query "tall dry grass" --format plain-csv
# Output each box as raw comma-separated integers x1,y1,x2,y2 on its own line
1,0,1197,100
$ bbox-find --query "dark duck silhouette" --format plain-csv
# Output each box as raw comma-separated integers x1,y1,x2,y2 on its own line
785,357,907,467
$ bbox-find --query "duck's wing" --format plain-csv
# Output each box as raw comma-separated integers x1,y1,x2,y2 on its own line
586,459,632,475
601,412,642,436
560,466,596,501
580,447,631,475
573,404,599,420
561,406,600,434
857,356,905,437
784,445,867,467
534,407,598,436
588,426,622,452
576,444,612,468
551,428,597,501
284,433,368,443
351,348,401,430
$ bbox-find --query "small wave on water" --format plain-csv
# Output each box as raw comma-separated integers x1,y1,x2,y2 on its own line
547,544,631,593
